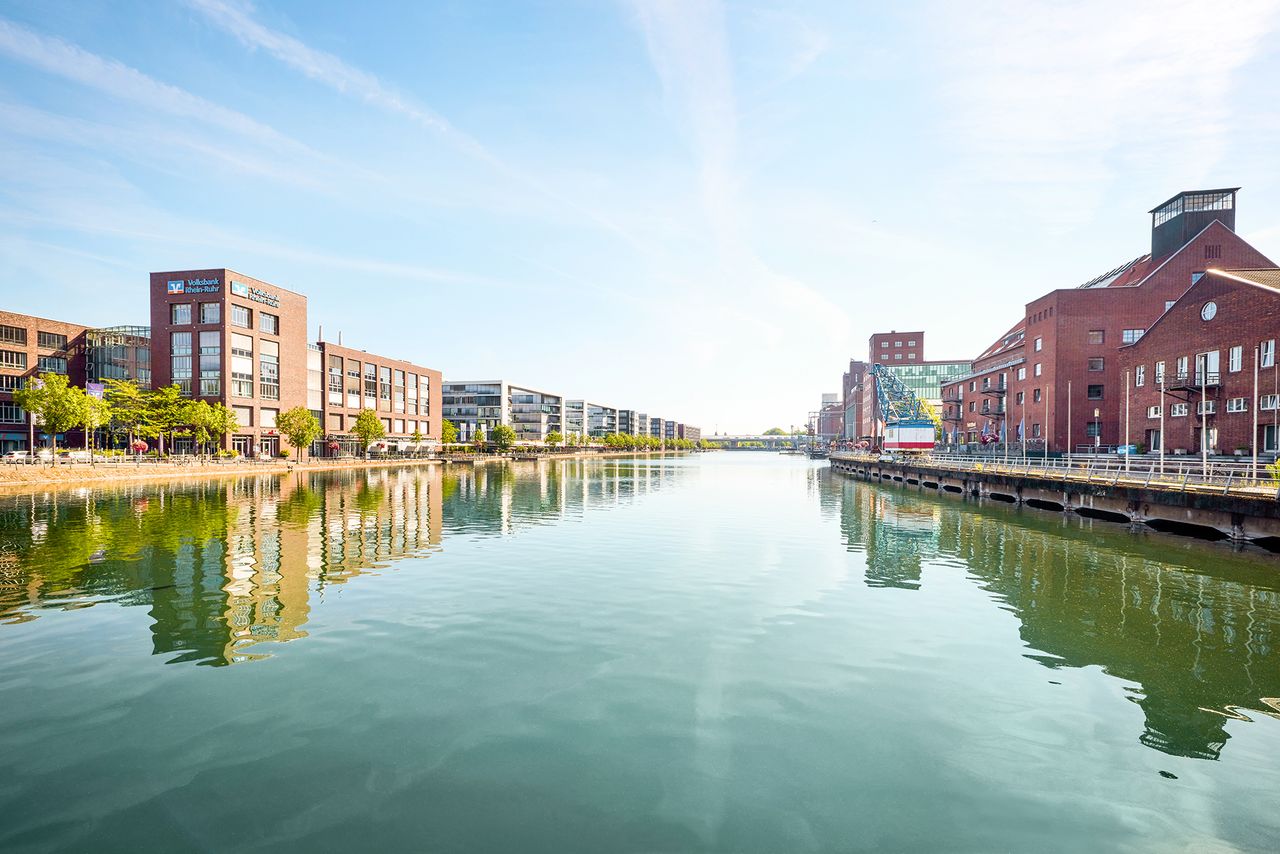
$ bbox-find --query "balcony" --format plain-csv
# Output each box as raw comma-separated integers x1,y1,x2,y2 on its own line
1167,372,1221,391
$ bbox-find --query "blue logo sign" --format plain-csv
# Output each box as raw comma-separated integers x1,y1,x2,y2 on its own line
231,281,249,297
168,278,220,295
167,280,185,294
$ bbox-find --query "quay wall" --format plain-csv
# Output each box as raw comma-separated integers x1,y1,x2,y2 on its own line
829,454,1280,547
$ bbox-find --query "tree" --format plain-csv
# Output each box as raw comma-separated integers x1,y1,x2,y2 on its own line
472,426,487,450
545,430,563,447
352,408,385,456
14,373,86,461
82,395,112,452
441,418,458,445
491,424,517,451
147,385,186,455
182,400,215,456
104,379,149,448
276,406,320,461
764,427,787,435
208,403,239,452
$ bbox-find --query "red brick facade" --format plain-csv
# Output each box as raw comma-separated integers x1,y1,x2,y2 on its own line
1118,269,1280,457
0,310,90,450
942,211,1276,453
318,341,442,451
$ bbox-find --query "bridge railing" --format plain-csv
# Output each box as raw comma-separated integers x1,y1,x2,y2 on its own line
829,451,1280,501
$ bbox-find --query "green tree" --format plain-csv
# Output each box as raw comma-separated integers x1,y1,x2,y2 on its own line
147,385,187,455
491,424,517,451
82,395,112,452
276,406,321,461
764,427,787,435
181,400,215,456
352,408,385,457
472,426,487,450
545,430,563,447
104,379,149,449
441,418,458,445
13,373,87,460
209,403,239,452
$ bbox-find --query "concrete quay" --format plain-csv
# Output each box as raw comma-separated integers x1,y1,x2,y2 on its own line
829,452,1280,548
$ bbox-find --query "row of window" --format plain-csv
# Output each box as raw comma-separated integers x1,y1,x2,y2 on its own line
326,413,430,435
170,302,279,335
1133,340,1276,387
1147,395,1279,418
0,351,67,372
0,326,68,350
171,331,278,399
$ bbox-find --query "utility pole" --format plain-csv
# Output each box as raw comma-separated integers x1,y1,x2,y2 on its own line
1124,369,1130,473
1067,381,1072,466
1253,346,1260,481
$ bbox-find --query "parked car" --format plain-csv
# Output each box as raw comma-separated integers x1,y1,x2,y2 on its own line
3,450,31,464
64,450,92,463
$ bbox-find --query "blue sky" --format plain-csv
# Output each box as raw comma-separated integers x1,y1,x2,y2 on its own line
1,0,1279,433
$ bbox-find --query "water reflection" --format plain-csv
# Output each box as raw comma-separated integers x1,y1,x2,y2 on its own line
0,460,684,665
832,473,1280,760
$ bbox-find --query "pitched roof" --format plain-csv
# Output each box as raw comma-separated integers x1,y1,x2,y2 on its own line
1208,268,1280,293
976,320,1026,361
1075,254,1158,289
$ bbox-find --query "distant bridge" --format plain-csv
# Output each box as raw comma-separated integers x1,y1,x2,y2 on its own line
709,435,806,450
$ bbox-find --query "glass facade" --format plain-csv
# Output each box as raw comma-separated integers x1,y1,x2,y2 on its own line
85,326,151,386
885,361,971,407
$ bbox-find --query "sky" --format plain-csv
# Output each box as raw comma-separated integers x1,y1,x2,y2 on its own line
1,0,1279,434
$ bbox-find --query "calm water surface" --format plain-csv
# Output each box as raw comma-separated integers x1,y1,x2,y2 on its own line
1,454,1278,852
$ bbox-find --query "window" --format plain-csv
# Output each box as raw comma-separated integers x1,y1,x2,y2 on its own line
37,355,67,374
231,333,253,398
199,331,221,396
1228,345,1243,373
908,340,917,346
259,339,279,400
1176,356,1189,382
200,302,221,324
880,352,888,361
1260,394,1278,411
0,325,25,345
260,408,278,429
37,331,67,350
1227,397,1247,413
1087,384,1104,400
0,401,25,423
1197,400,1216,415
1033,388,1042,403
259,312,279,335
907,353,916,360
1171,403,1188,417
982,378,991,390
968,401,975,412
1034,337,1042,352
894,340,903,347
1086,422,1102,438
1263,339,1276,368
1266,425,1279,453
170,303,192,325
379,366,391,401
1087,330,1105,345
1016,367,1026,381
1015,392,1024,405
171,331,192,396
231,304,251,328
1165,300,1176,312
969,381,976,392
364,363,377,403
1034,363,1042,377
1204,244,1222,260
1195,350,1219,385
1135,365,1145,387
407,371,418,415
0,376,23,391
393,369,406,413
0,350,27,369
232,406,252,428
327,354,343,403
1087,358,1104,372
1031,423,1041,438
1155,361,1165,383
1147,405,1161,418
894,353,902,360
393,419,405,434
1121,329,1144,344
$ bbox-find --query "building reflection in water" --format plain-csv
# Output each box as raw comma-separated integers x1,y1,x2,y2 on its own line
0,459,681,666
831,473,1280,761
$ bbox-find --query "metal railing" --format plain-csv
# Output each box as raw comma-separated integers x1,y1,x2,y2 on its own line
830,451,1280,500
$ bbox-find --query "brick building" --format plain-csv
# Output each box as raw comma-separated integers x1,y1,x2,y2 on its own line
1118,268,1280,459
151,269,310,457
841,360,868,440
0,310,90,452
942,189,1276,454
318,341,442,455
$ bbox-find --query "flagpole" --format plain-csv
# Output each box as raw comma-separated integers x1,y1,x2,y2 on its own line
1159,369,1165,475
1003,372,1009,463
1067,381,1072,467
1252,346,1260,482
1124,369,1130,473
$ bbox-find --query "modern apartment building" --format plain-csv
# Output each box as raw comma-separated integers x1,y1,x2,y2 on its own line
677,424,701,442
618,409,638,435
563,399,587,436
587,403,618,437
318,341,442,455
441,381,564,442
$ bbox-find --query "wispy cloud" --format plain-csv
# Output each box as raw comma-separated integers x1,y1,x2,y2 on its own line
0,17,304,153
931,0,1280,225
185,0,647,251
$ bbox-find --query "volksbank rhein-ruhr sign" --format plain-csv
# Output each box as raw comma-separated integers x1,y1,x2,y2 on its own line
230,280,280,308
166,278,221,295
